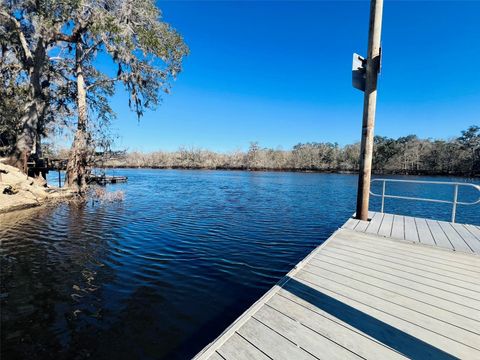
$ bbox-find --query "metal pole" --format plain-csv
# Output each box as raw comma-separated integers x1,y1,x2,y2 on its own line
356,0,384,221
452,184,458,223
58,169,61,188
381,180,386,213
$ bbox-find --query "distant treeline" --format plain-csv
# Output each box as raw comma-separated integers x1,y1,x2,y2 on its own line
103,126,480,176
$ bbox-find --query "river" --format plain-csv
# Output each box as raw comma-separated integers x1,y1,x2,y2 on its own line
1,169,479,359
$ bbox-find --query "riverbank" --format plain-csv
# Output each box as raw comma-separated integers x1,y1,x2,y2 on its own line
102,164,480,178
0,162,76,214
95,128,480,177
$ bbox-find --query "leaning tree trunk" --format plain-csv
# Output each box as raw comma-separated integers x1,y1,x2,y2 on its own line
10,99,45,173
9,38,47,173
66,42,90,193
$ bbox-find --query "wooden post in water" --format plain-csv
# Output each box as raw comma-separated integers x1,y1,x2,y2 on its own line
356,0,384,221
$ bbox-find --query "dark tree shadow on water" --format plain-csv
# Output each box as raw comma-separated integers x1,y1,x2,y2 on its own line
160,284,267,360
282,277,456,360
1,206,69,360
0,203,120,360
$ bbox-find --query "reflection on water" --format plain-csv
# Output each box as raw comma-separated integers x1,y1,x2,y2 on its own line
1,170,479,359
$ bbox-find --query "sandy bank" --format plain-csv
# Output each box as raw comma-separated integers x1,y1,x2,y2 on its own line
0,162,76,214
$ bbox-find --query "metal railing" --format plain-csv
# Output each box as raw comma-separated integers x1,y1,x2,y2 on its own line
370,179,480,223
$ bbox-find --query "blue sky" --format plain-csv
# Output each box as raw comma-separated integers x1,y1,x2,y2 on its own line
109,1,480,152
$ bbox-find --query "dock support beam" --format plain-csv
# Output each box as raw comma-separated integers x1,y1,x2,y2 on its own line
356,0,384,221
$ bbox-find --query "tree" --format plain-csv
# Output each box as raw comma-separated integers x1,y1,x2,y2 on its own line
372,136,398,172
341,143,360,171
1,3,49,170
457,125,480,176
0,1,77,171
247,141,260,169
1,1,187,191
50,0,189,192
0,44,27,155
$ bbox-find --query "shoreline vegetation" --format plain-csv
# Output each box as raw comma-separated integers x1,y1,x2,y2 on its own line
102,166,480,178
98,129,479,177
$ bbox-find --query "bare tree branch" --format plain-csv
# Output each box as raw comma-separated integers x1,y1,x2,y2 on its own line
0,10,33,68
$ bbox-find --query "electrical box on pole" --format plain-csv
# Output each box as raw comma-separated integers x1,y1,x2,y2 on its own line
352,53,366,92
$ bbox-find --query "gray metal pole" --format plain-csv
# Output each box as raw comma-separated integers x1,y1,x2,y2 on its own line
381,179,386,213
452,184,458,223
356,0,384,221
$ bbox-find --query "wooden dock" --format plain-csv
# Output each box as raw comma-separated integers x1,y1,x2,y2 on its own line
194,212,480,360
87,175,128,185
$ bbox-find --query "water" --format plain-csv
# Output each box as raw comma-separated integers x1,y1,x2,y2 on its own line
1,170,479,359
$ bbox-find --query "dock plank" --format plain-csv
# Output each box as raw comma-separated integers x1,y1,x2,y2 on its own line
217,333,270,360
266,294,407,359
334,237,479,274
332,232,480,278
464,224,480,242
391,215,405,240
320,246,480,301
365,212,384,234
253,305,361,359
343,217,360,230
335,228,479,266
404,216,419,242
292,274,480,359
237,318,315,360
378,213,394,237
302,262,480,333
451,223,480,253
354,219,370,232
425,220,453,250
328,240,480,287
311,253,480,315
275,286,460,360
414,218,435,246
208,353,224,360
438,221,472,253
